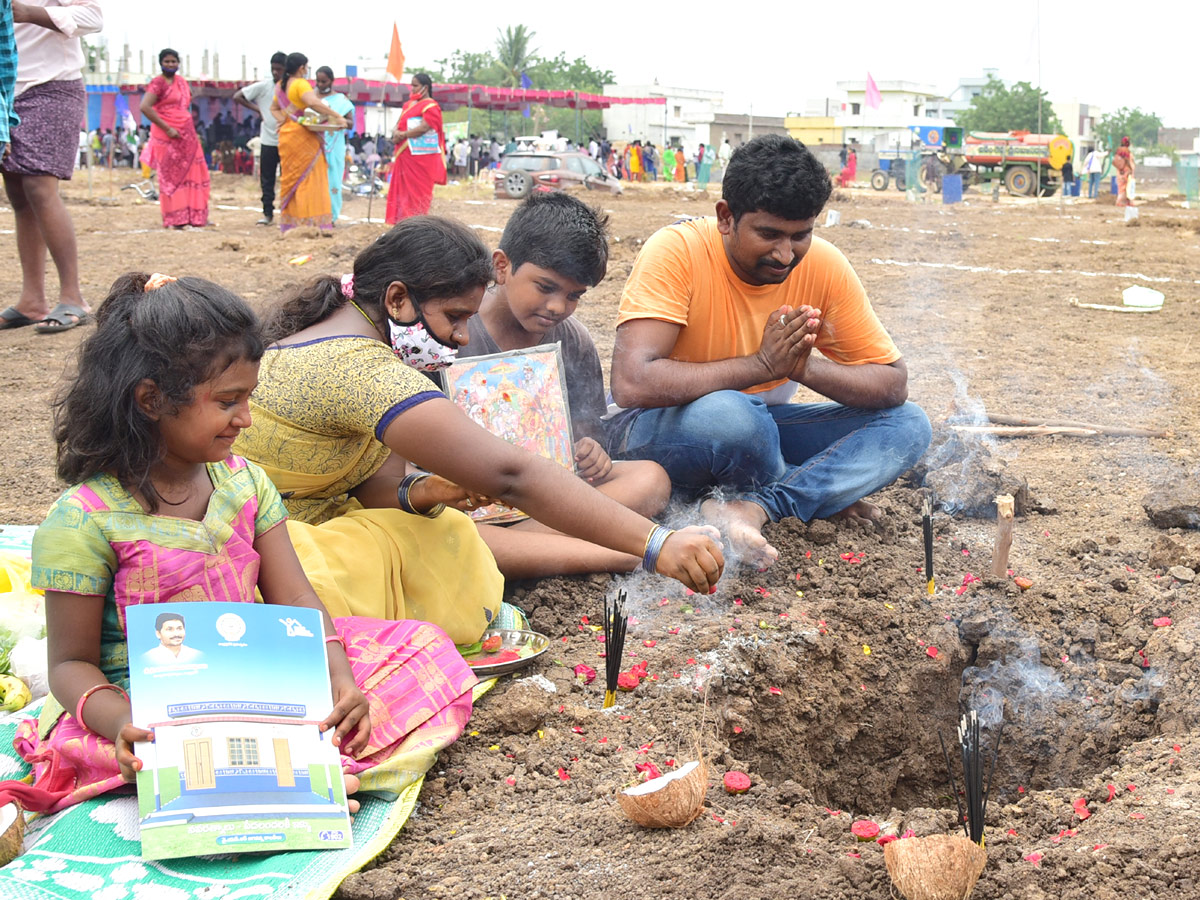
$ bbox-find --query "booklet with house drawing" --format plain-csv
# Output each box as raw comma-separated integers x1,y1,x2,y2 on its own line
127,601,351,860
440,343,575,524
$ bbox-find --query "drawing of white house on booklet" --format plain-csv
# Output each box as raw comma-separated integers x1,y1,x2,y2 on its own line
127,602,351,860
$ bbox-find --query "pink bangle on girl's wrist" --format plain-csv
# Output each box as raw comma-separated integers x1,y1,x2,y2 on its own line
75,682,130,730
325,634,346,651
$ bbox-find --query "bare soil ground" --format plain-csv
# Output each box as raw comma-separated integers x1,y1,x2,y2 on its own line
2,171,1199,900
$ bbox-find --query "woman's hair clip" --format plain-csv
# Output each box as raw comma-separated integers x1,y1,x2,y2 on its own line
340,273,355,299
144,273,178,292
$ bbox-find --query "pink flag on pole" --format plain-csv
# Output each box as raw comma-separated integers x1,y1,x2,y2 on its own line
865,73,882,110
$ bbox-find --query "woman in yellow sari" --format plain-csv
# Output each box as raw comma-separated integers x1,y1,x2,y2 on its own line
234,217,726,646
271,52,348,232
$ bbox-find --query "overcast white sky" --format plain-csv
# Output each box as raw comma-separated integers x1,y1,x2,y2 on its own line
98,1,1195,128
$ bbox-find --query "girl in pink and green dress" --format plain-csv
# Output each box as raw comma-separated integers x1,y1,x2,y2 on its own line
0,272,477,817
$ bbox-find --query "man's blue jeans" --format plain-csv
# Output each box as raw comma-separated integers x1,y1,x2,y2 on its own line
1088,173,1100,198
611,391,932,522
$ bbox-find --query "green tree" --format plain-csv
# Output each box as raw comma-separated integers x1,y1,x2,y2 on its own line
494,25,538,88
955,75,1063,135
435,27,616,142
1097,107,1162,149
429,49,499,86
530,53,614,93
527,53,615,140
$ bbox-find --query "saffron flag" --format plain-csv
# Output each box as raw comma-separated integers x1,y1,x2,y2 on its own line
865,73,882,110
386,23,405,83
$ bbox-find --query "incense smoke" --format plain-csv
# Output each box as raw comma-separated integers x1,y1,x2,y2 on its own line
922,371,1017,516
961,634,1067,730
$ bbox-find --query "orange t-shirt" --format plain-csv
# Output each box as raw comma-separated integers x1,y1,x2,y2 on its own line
618,217,900,394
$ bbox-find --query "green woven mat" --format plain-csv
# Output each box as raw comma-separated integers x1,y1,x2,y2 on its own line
0,680,496,899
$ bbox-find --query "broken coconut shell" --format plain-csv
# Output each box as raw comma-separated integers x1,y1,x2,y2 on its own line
617,760,707,828
884,834,986,900
0,802,25,866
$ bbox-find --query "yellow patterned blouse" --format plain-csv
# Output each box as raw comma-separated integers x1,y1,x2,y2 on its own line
234,336,443,524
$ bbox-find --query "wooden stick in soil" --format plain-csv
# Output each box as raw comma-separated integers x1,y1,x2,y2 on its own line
981,414,1167,436
951,424,1167,438
990,494,1014,578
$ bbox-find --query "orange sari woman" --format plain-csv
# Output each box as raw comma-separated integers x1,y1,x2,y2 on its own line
385,73,447,224
272,52,348,232
1113,136,1134,207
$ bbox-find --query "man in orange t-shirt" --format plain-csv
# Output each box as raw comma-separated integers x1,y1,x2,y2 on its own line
608,134,931,566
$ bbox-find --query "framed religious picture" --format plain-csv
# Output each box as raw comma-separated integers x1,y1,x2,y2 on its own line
440,344,575,524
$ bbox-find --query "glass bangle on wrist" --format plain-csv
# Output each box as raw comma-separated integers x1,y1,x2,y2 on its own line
75,682,129,730
397,472,446,518
641,524,675,574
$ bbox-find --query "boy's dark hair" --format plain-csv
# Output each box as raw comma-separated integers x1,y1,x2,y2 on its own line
316,66,334,81
499,192,609,287
265,215,492,342
53,274,264,513
270,51,287,67
722,134,832,223
155,612,185,631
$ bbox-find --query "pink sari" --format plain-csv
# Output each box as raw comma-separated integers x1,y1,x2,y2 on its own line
146,75,210,227
2,458,476,814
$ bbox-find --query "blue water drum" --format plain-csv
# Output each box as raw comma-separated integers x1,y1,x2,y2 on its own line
942,174,963,204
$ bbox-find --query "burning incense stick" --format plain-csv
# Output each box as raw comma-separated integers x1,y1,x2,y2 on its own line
940,711,1003,845
922,497,934,595
603,589,628,709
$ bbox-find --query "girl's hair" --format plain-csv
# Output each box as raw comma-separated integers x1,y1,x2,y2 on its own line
159,48,179,65
280,52,308,97
264,215,492,341
53,273,265,512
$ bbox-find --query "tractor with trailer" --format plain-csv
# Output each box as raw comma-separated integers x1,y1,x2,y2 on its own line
871,128,1074,196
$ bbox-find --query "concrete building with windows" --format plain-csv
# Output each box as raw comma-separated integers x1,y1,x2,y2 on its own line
834,80,953,151
600,83,789,152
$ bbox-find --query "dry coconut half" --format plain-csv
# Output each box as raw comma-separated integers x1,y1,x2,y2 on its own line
617,759,707,828
0,802,25,867
884,834,987,900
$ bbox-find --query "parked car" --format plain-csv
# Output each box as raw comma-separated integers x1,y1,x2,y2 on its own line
494,151,623,199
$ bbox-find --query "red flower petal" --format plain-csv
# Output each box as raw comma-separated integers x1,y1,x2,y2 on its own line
556,767,570,781
926,646,939,658
768,686,783,695
851,820,880,840
1153,617,1172,627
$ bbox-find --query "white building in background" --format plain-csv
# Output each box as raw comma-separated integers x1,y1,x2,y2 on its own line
601,82,721,149
935,69,1001,121
834,80,954,151
1051,100,1103,159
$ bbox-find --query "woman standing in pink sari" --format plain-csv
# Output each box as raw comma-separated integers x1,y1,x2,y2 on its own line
140,48,210,228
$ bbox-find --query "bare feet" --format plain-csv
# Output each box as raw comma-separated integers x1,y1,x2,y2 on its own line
829,499,881,527
344,772,361,815
700,498,779,569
